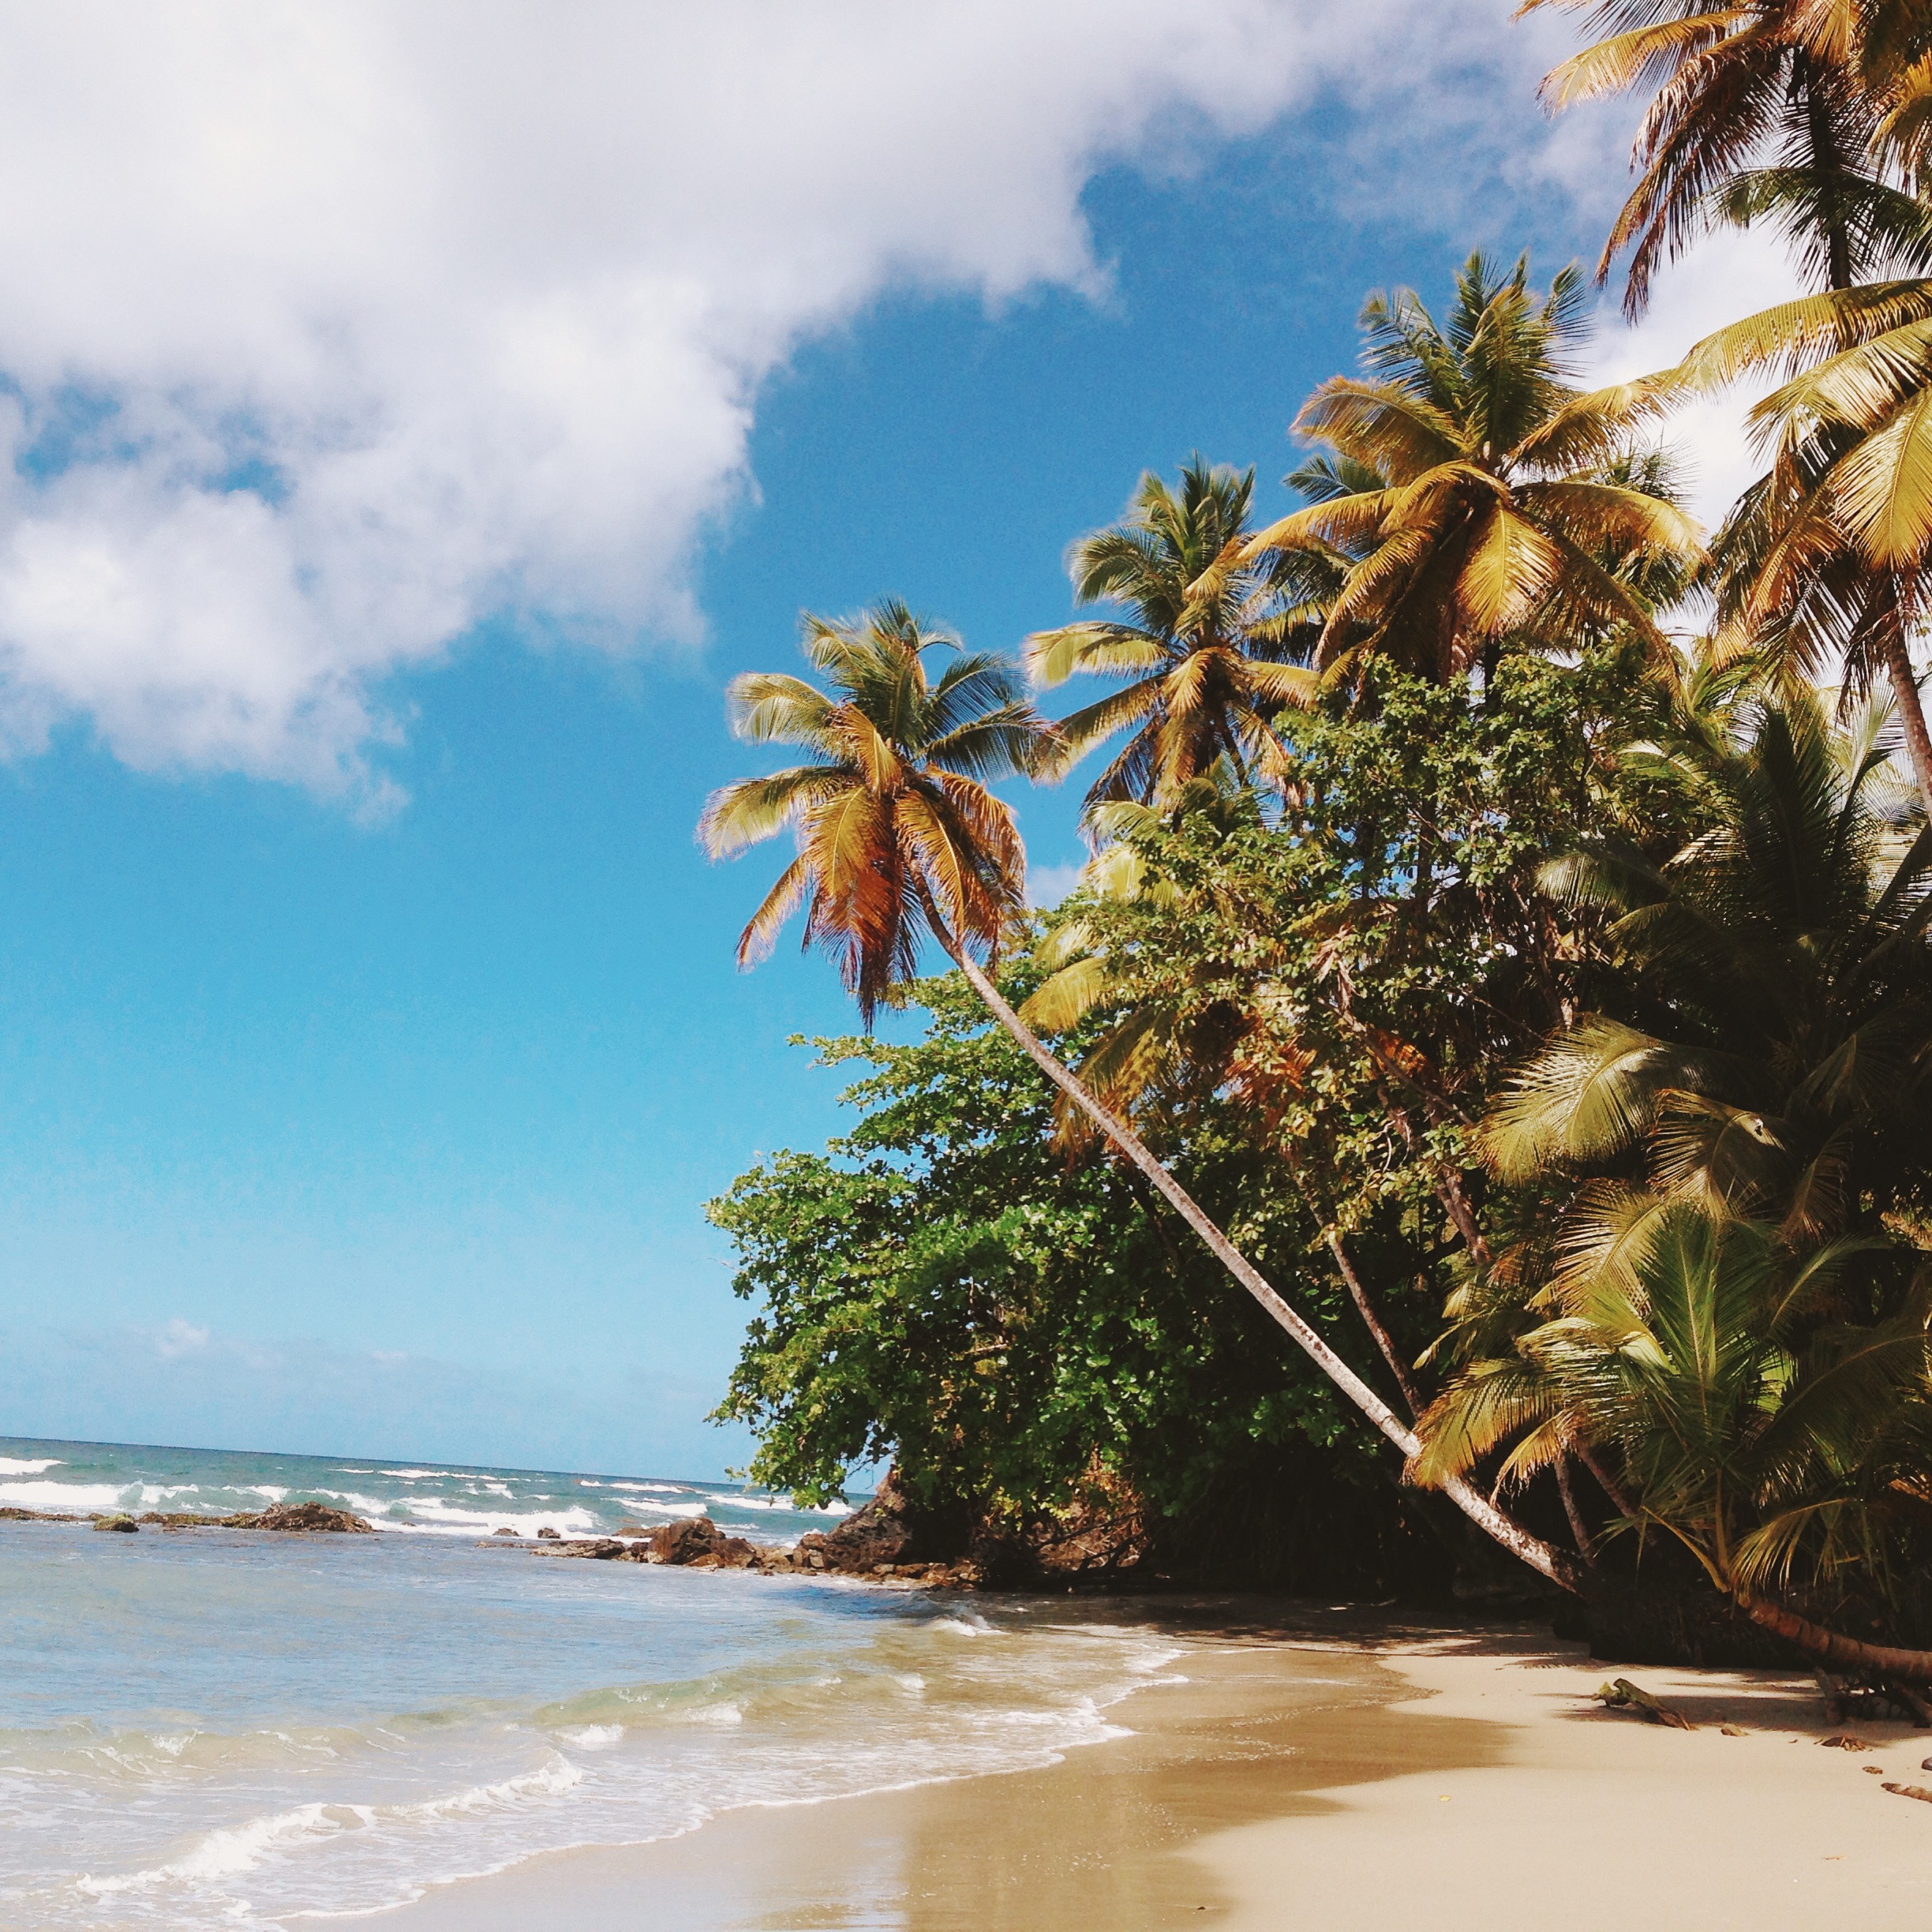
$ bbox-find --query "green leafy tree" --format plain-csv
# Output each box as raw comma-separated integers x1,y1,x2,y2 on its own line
708,979,1441,1589
702,600,1579,1586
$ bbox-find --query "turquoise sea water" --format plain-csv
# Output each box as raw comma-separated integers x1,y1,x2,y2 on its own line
0,1437,1183,1928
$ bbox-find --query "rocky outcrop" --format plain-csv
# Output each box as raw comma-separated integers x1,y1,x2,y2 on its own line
92,1514,138,1533
530,1537,628,1559
792,1470,923,1575
647,1515,758,1567
222,1500,375,1533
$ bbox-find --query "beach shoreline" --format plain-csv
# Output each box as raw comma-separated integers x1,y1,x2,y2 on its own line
374,1612,1932,1932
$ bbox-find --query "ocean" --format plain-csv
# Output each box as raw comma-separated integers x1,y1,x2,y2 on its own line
0,1436,1185,1928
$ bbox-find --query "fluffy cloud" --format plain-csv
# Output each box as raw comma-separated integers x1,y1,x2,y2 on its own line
1582,227,1801,538
0,2,1687,803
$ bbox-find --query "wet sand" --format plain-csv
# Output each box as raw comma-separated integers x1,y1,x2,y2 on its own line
375,1611,1932,1932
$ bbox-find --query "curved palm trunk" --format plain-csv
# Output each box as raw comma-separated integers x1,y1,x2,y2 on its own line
1878,605,1932,822
934,927,1582,1592
1739,1593,1932,1683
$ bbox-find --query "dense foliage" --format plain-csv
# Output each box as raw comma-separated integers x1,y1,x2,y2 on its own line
702,17,1932,1672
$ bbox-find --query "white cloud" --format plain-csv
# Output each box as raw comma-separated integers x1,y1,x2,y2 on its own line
1581,227,1801,536
154,1317,210,1359
0,0,1618,805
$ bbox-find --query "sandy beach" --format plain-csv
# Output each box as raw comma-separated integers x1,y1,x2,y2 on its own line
378,1610,1932,1932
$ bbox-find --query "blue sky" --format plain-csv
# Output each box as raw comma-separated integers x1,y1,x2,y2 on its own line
0,5,1778,1477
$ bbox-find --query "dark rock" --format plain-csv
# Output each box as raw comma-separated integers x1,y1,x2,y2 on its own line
615,1523,650,1537
92,1513,139,1533
648,1515,758,1567
793,1471,924,1575
247,1500,375,1533
531,1537,627,1559
492,1526,520,1537
536,1526,561,1540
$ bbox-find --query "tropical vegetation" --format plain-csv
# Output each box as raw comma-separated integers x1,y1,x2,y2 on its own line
697,4,1932,1689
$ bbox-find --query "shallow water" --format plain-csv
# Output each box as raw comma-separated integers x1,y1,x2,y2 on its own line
0,1434,847,1544
0,1438,1185,1929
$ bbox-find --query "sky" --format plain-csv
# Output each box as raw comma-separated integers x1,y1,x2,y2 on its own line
0,2,1799,1479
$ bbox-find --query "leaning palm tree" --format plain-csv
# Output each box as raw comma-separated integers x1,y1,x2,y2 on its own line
1521,0,1932,316
1242,254,1703,688
701,598,1579,1588
1024,457,1322,811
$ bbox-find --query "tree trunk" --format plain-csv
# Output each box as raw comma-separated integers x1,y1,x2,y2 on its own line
1878,605,1932,822
1578,1442,1640,1523
937,932,1583,1593
1555,1455,1594,1564
1324,1229,1425,1419
1738,1593,1932,1683
1282,1153,1423,1417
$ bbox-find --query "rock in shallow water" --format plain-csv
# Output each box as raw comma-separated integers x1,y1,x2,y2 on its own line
648,1516,758,1567
215,1500,375,1533
91,1514,139,1533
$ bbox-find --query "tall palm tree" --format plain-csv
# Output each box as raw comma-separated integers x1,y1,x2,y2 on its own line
1521,0,1932,316
702,600,1579,1588
1672,279,1932,813
1530,2,1932,814
1242,254,1703,687
1024,457,1321,811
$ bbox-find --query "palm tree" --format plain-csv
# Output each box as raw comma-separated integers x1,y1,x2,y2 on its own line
702,599,1580,1588
1024,458,1321,811
1417,1189,1932,1676
1521,0,1932,316
1417,683,1932,1672
1671,279,1932,814
1242,254,1703,688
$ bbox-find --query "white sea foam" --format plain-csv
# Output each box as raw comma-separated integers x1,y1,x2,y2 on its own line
399,1755,583,1819
78,1802,351,1893
706,1490,851,1515
0,1480,132,1510
366,1497,605,1540
0,1457,60,1474
557,1726,623,1750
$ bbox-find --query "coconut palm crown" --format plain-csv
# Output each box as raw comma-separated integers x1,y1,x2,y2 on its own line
1023,456,1322,813
1522,0,1932,316
698,601,1061,1025
1242,253,1704,688
1672,275,1932,809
